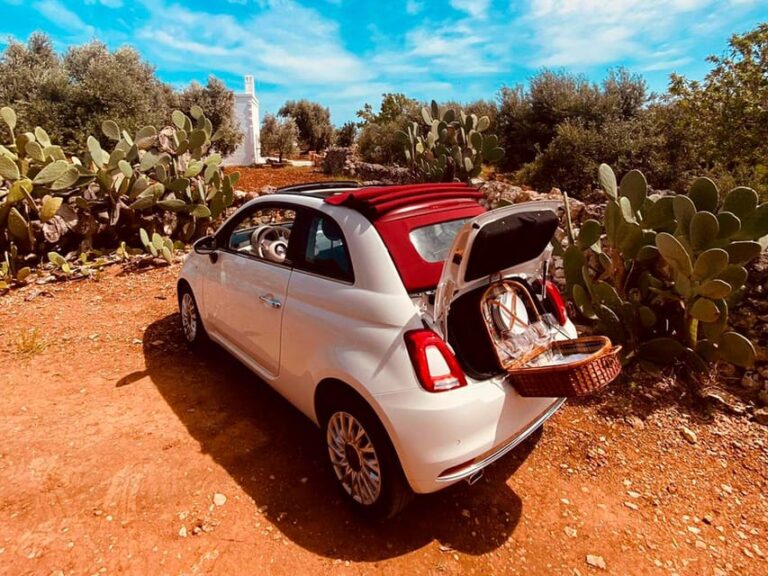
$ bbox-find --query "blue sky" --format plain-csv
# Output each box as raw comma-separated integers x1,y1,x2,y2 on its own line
0,0,765,124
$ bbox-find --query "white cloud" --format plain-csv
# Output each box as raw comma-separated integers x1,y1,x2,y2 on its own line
135,0,371,86
450,0,490,19
521,0,734,68
404,22,506,73
33,0,94,36
405,0,423,15
84,0,124,7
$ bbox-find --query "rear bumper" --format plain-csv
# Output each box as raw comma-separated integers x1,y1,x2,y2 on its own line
435,397,565,483
374,374,565,494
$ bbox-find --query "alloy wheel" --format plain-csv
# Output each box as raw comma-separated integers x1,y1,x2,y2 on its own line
180,292,198,342
326,411,382,505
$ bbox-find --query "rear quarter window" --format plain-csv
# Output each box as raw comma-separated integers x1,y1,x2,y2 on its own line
408,218,471,263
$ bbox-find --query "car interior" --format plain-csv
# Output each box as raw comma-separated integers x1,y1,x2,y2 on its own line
229,210,295,264
225,209,352,281
304,216,352,280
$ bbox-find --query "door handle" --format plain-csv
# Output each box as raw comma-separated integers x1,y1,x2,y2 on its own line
259,294,282,309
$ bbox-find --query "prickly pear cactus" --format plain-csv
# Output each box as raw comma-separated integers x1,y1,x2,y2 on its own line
0,105,239,288
560,163,766,370
396,100,504,183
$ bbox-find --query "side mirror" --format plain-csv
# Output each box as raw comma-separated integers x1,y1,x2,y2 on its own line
193,235,217,259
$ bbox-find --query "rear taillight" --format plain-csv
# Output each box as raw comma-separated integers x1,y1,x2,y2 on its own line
542,280,567,326
404,329,467,392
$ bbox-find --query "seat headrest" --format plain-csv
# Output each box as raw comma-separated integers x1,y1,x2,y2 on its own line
320,218,343,242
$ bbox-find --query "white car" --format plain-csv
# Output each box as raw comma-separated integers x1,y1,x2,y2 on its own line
177,182,577,519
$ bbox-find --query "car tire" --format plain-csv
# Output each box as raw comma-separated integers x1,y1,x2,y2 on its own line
323,395,413,520
178,284,208,348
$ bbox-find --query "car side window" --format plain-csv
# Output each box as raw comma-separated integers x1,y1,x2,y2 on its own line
226,206,296,265
300,214,354,283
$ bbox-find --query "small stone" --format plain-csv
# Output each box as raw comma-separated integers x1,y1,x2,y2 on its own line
695,540,707,550
625,415,645,430
178,526,187,538
753,408,768,426
688,526,701,535
461,509,471,518
586,554,606,570
721,484,733,495
213,493,227,506
624,502,639,510
741,371,762,391
680,426,697,444
564,526,577,538
627,491,641,499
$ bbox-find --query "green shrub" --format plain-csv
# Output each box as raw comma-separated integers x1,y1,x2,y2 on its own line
335,122,357,148
558,163,767,370
356,93,422,165
0,34,243,160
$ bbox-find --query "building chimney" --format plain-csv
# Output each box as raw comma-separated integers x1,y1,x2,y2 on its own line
244,75,254,95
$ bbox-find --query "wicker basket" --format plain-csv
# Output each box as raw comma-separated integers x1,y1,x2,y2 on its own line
479,279,622,397
505,336,622,397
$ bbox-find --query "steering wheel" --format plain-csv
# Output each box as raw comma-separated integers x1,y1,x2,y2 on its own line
251,225,291,263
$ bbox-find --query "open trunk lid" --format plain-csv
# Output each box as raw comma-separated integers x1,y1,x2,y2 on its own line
434,201,560,339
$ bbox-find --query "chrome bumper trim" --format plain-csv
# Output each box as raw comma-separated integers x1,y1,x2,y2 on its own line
436,397,566,483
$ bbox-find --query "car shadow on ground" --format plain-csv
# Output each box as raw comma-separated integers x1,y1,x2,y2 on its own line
123,313,545,561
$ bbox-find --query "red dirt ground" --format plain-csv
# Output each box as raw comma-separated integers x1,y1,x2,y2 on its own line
225,165,349,192
1,168,766,575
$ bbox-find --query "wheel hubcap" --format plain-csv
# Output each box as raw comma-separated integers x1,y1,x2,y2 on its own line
181,293,197,342
327,412,381,505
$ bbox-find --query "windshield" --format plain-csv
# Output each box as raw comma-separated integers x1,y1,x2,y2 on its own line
409,218,471,263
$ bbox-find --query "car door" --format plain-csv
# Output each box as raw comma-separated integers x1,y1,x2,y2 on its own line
276,210,356,414
209,203,300,378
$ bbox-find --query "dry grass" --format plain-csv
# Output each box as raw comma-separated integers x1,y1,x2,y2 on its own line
15,328,46,357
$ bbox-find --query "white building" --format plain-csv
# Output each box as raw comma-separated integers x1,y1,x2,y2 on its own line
223,75,262,166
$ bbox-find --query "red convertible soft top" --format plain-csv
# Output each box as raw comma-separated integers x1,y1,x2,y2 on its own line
324,183,484,219
325,183,487,292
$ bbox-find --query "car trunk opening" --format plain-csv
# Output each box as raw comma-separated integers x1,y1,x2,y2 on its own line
446,277,549,379
431,202,561,379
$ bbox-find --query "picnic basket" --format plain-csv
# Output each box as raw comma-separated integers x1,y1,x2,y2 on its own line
480,279,622,397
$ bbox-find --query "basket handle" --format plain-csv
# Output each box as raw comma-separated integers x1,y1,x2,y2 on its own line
603,345,622,359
